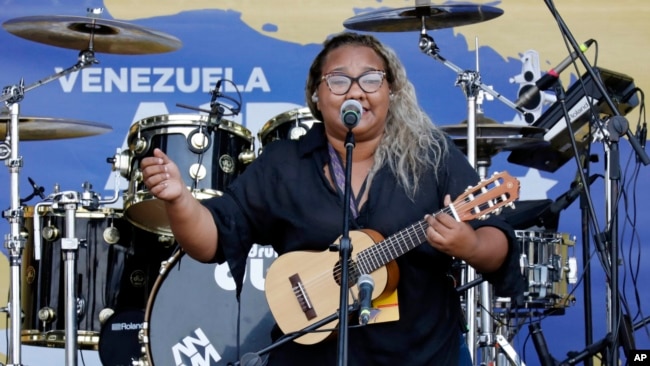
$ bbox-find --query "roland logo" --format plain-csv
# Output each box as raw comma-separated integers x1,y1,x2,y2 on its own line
111,322,144,331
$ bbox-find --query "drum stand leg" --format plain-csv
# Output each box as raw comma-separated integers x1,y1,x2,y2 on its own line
60,202,81,366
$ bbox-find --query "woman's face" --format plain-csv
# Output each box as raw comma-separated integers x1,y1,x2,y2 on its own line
314,45,391,142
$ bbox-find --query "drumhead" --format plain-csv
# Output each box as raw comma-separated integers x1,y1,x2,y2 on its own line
143,248,276,366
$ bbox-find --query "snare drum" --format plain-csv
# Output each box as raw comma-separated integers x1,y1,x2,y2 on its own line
257,107,320,153
117,114,255,235
21,206,174,349
135,247,276,366
516,230,575,308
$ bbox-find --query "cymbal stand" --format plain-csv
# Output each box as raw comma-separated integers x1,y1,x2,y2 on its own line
0,38,99,366
1,85,26,366
418,24,523,366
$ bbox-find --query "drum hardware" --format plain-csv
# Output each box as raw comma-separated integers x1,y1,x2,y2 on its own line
0,10,180,366
2,8,182,55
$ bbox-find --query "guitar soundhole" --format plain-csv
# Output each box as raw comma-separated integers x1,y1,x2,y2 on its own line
333,260,361,288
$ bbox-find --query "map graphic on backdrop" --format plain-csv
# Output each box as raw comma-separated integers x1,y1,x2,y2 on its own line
1,0,648,365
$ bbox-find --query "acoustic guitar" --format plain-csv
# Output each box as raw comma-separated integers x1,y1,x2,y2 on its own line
264,171,520,345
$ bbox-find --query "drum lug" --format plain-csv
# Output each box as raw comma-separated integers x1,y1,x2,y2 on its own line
41,224,60,241
189,163,207,181
37,307,56,323
103,225,121,244
239,149,256,165
188,128,211,153
133,137,148,155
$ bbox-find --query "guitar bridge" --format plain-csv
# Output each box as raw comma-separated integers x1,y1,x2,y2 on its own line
289,274,317,320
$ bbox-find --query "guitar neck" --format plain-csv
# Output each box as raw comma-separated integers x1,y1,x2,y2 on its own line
353,171,519,276
355,218,430,275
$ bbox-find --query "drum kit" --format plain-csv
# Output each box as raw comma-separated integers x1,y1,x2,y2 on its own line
1,3,641,366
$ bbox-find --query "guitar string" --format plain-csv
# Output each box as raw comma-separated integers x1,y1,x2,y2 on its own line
289,186,511,304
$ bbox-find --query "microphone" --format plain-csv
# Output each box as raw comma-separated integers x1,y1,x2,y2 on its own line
340,99,363,129
357,274,374,325
548,174,599,214
515,39,595,108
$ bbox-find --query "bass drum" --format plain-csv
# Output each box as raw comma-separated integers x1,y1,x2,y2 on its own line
257,107,320,154
20,206,174,349
140,246,276,366
115,114,256,236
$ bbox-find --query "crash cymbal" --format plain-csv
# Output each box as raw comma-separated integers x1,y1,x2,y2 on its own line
3,15,182,55
343,4,503,32
0,116,112,140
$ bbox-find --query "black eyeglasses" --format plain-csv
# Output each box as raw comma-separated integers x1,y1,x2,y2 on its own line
321,70,386,95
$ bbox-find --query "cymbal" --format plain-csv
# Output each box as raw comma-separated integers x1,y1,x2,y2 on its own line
441,121,546,137
0,116,112,140
3,15,182,54
446,136,549,159
343,4,503,32
441,117,547,158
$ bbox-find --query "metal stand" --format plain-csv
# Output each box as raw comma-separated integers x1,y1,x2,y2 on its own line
418,28,523,364
0,30,98,366
2,97,26,366
541,1,649,363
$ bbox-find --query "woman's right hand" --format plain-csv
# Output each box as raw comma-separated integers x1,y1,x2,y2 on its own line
140,148,185,203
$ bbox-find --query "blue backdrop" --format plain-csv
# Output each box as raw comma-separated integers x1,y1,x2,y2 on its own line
1,1,648,365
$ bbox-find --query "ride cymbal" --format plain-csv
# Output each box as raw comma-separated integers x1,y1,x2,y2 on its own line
3,15,182,54
343,4,503,32
0,116,112,140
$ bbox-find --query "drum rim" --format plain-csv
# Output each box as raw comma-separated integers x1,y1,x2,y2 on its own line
258,107,318,142
142,250,184,365
124,188,221,235
129,113,254,142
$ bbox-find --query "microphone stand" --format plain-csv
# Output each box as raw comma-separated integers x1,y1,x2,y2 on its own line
542,1,649,362
578,151,595,366
330,129,356,366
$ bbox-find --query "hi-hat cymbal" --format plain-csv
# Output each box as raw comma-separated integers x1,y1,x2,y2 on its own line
0,116,112,140
3,15,182,55
441,117,548,158
343,4,503,32
442,120,546,137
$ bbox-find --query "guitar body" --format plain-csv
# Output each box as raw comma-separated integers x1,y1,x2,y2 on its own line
264,229,399,345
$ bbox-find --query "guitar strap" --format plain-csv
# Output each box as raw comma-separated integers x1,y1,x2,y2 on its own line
327,142,369,219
